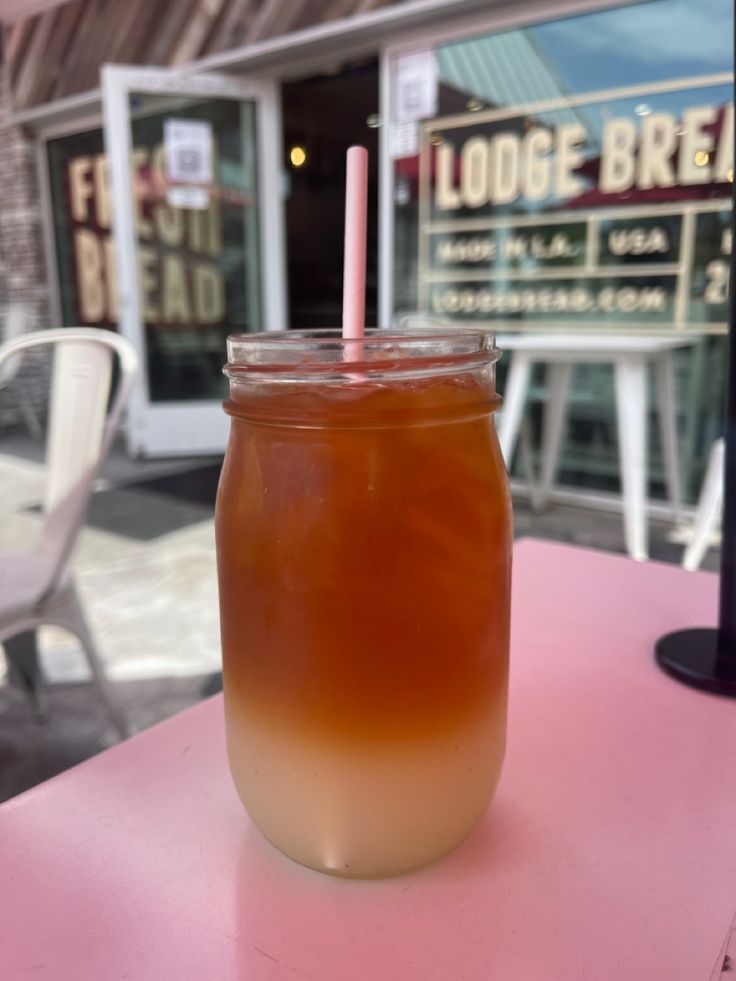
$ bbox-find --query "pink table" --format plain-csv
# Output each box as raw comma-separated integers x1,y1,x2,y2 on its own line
2,540,735,980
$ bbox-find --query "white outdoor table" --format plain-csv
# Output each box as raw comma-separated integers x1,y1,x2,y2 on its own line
496,334,696,561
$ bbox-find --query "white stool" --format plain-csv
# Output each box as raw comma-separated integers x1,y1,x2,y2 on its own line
496,334,696,562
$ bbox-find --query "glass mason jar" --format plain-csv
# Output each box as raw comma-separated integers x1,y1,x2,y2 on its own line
216,329,512,877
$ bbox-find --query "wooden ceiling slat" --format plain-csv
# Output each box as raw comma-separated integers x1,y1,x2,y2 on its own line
71,0,119,92
144,0,200,68
273,0,368,40
298,0,355,24
12,9,58,109
355,0,392,11
91,0,154,73
2,26,13,115
170,0,229,65
50,0,107,103
244,0,312,45
243,0,288,45
30,0,85,105
6,17,35,85
202,0,254,55
70,0,157,95
115,2,169,67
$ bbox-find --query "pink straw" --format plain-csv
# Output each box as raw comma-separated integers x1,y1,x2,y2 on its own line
342,146,368,362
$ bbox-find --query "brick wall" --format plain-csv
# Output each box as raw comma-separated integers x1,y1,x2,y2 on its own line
0,77,52,427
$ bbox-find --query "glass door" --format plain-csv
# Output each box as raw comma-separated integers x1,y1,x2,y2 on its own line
102,65,286,457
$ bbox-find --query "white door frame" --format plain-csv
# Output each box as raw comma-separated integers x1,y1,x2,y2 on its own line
101,64,286,457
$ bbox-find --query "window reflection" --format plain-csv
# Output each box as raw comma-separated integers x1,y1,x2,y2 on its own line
390,0,734,501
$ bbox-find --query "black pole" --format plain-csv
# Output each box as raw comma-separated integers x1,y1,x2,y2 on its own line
717,200,736,659
654,154,736,696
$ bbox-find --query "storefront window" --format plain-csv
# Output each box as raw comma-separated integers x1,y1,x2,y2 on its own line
389,0,733,498
46,97,260,402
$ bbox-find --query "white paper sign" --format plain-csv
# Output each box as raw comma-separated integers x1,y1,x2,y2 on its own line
164,119,213,184
394,50,438,124
166,185,210,210
390,121,419,159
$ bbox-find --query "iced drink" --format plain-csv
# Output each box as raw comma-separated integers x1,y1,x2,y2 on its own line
216,330,511,877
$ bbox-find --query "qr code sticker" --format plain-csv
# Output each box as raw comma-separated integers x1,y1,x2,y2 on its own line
176,148,203,176
164,119,213,184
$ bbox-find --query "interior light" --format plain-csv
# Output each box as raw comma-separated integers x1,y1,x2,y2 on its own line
429,133,444,146
634,103,652,117
466,98,484,112
290,146,307,168
366,114,381,129
693,150,710,167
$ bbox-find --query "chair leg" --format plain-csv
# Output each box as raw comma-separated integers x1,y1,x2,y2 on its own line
682,438,724,572
518,419,539,505
3,630,48,721
11,379,43,440
534,362,573,513
655,353,683,525
496,353,532,469
614,357,649,562
58,587,131,739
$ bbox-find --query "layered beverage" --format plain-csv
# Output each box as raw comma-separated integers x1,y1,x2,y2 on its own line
216,330,512,877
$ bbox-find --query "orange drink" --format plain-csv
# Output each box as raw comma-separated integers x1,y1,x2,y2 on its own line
216,330,511,877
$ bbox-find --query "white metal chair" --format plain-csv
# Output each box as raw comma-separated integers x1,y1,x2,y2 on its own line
0,328,139,738
682,437,723,572
0,304,43,438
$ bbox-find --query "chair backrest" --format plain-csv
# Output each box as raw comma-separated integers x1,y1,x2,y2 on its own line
0,305,33,386
0,328,138,604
